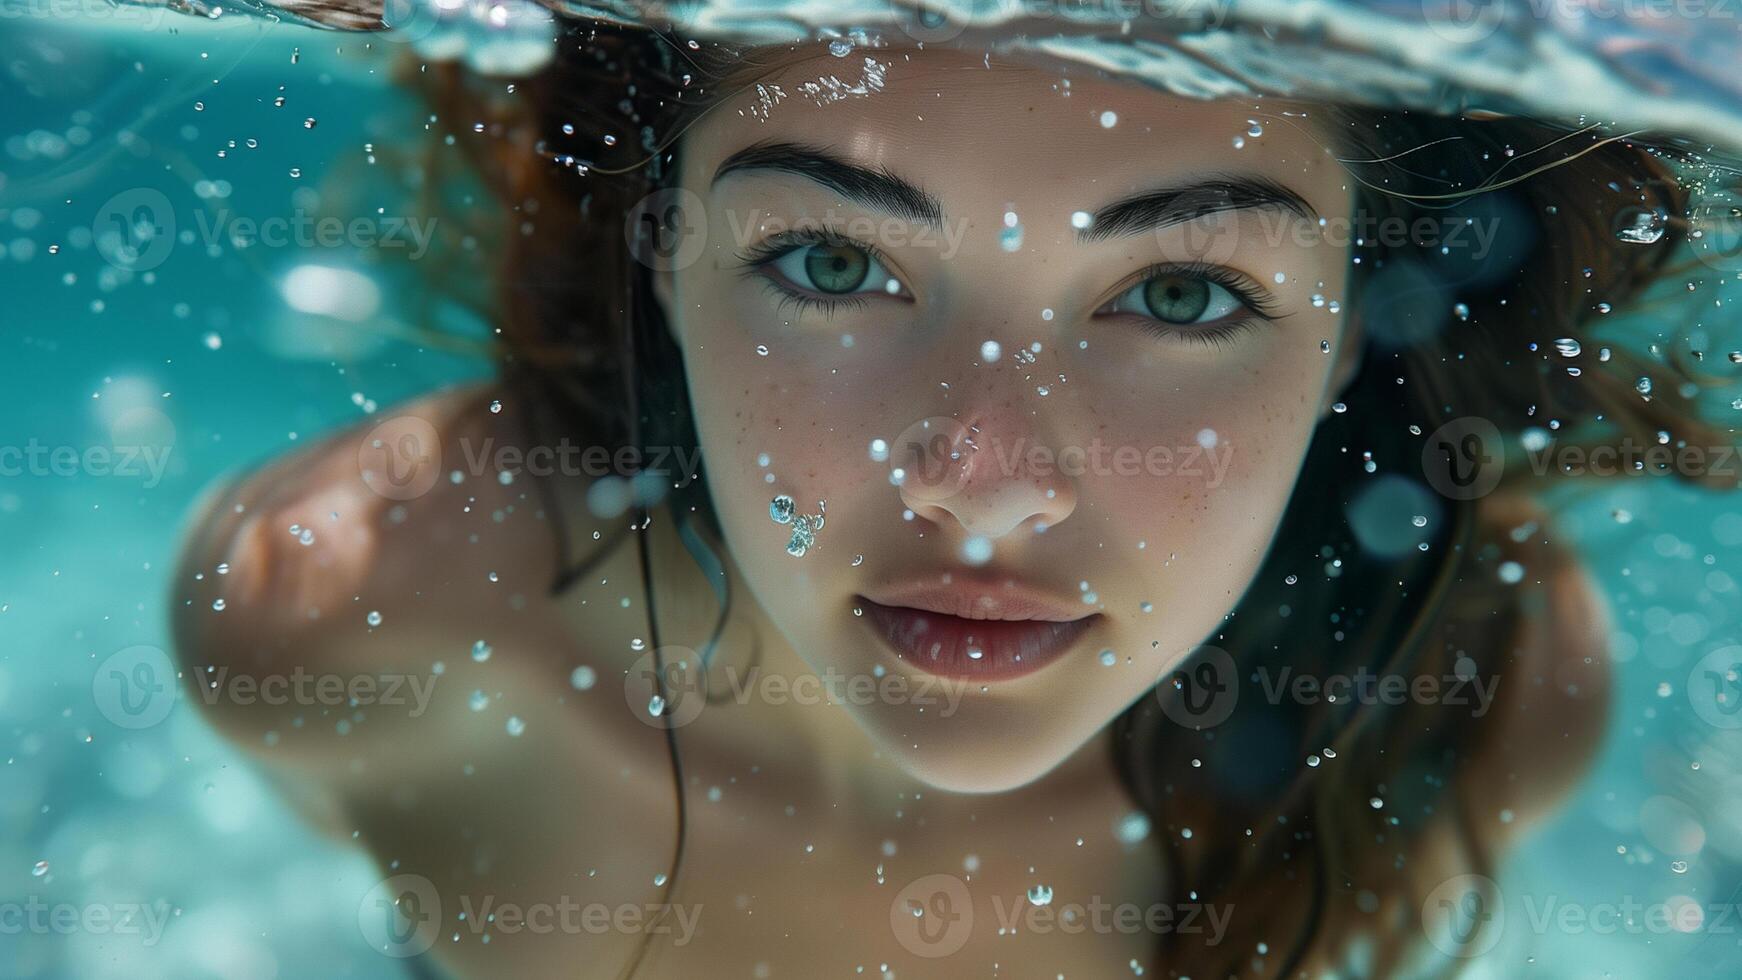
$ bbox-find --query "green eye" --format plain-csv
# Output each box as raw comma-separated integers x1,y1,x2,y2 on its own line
1103,270,1247,326
1142,275,1212,323
801,244,871,293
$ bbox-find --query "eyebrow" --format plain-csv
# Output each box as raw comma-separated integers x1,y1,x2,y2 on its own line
1078,176,1315,243
712,141,946,228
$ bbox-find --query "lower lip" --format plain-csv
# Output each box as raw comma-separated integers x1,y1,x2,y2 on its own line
857,599,1097,682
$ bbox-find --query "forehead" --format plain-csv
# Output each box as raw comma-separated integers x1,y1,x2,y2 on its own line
682,47,1346,216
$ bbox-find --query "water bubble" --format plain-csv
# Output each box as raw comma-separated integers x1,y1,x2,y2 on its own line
869,438,890,462
1320,340,1331,353
967,648,984,660
489,399,502,414
212,598,226,611
1636,377,1654,396
471,640,492,662
303,118,317,129
851,554,865,567
1672,860,1689,874
769,495,796,525
1196,428,1218,449
648,694,666,717
1614,207,1667,244
756,344,770,356
980,340,1003,362
1498,561,1525,584
828,39,854,57
366,610,383,627
1099,110,1118,128
1028,884,1054,907
1452,303,1470,321
32,861,48,878
1116,811,1151,845
1553,338,1582,357
1099,649,1117,667
215,563,229,575
469,690,489,711
570,665,596,690
1246,120,1263,137
961,536,994,566
1070,211,1093,230
505,716,526,737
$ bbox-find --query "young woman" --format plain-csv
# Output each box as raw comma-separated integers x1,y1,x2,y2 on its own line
172,24,1728,979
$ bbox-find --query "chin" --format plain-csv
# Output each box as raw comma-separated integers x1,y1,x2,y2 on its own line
859,706,1105,795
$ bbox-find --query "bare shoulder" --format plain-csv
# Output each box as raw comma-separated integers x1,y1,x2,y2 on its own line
1460,492,1612,831
169,383,649,764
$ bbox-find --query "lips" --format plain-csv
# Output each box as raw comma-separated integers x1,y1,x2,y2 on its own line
856,579,1099,681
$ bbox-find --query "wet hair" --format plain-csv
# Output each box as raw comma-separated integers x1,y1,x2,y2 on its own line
418,23,1733,978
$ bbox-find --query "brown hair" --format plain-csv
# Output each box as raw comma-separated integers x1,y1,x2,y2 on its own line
414,24,1732,977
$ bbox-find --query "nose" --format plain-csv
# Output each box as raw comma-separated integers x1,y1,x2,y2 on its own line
894,414,1078,539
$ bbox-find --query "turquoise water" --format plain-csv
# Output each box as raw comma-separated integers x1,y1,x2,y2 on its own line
3,7,1742,979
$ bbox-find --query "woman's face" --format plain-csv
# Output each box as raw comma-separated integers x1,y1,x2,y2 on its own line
657,47,1356,792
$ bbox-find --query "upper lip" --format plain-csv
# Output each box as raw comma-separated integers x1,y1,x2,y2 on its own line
859,573,1095,623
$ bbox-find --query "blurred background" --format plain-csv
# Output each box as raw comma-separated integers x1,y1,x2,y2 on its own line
2,5,1741,978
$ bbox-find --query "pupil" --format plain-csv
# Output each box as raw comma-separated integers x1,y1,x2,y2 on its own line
1144,275,1211,323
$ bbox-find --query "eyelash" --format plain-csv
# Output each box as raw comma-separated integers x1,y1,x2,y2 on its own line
735,230,895,319
736,237,1283,346
1097,261,1283,349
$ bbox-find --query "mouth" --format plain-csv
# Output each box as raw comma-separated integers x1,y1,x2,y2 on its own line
855,579,1100,682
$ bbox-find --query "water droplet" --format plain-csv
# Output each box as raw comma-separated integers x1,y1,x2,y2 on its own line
648,694,666,717
303,117,317,129
1614,207,1667,244
215,562,229,575
769,495,796,525
1369,797,1384,809
469,690,489,712
32,861,49,877
1099,110,1118,128
1553,337,1582,357
1028,884,1054,907
1099,649,1117,667
653,873,668,887
570,666,596,690
1671,860,1689,874
980,340,1002,363
828,38,854,57
505,716,526,737
471,640,492,662
489,399,502,414
756,344,770,356
366,610,383,627
212,598,226,611
851,554,864,567
1320,340,1330,353
1636,377,1654,395
1452,303,1470,321
960,536,994,566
